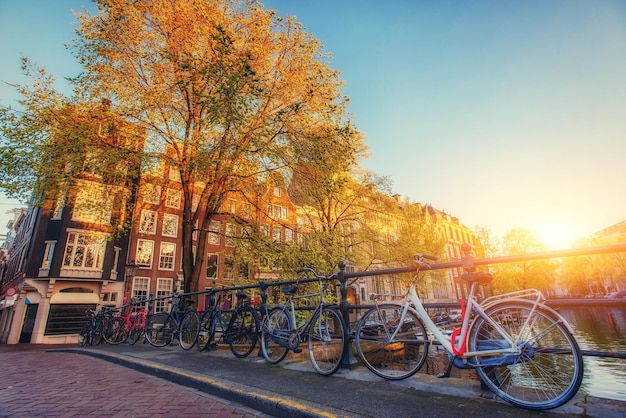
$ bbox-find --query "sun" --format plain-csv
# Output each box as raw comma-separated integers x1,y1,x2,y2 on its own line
538,224,574,250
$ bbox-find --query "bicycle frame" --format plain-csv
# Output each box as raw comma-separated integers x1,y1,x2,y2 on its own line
390,265,550,361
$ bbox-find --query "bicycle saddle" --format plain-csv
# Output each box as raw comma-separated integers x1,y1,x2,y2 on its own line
461,271,493,284
281,286,299,295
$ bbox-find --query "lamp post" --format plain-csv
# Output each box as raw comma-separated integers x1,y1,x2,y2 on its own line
124,261,139,304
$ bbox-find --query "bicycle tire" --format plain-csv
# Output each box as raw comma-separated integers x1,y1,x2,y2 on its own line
145,312,174,347
308,306,346,376
227,306,260,358
180,310,200,350
260,307,291,364
355,304,429,380
127,315,144,345
102,317,127,345
78,323,90,346
197,310,214,352
468,300,583,410
92,319,104,345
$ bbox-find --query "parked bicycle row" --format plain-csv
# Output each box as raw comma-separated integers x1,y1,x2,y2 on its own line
79,250,585,411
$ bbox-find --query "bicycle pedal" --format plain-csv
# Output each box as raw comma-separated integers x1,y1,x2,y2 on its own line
293,348,302,353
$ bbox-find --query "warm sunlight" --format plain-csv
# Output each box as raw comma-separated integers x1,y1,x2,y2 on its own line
538,224,575,250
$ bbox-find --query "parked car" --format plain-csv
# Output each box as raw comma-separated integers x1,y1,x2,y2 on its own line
607,290,626,299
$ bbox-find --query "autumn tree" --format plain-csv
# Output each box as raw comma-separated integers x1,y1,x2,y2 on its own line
491,227,558,293
69,0,359,293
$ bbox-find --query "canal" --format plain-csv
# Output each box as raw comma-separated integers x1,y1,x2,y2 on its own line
557,304,626,401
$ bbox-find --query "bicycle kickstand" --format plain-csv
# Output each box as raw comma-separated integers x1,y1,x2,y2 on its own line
437,355,456,379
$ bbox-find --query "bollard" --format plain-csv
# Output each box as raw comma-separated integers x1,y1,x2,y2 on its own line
338,261,358,369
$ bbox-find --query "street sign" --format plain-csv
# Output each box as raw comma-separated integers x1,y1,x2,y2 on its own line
5,286,17,297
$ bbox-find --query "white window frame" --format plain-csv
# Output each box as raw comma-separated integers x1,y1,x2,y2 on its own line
165,188,181,208
139,209,158,234
155,278,174,313
159,242,176,271
162,214,179,238
62,232,105,270
136,239,154,268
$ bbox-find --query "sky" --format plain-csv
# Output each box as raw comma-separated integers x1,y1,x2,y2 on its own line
1,0,625,250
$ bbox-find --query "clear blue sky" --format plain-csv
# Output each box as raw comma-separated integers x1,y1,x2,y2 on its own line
1,0,625,249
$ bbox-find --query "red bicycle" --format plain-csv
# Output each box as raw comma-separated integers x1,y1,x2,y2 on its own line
102,299,148,345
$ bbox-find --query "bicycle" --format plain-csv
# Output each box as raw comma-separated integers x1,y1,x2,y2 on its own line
197,289,260,358
127,303,149,345
354,244,583,410
260,268,346,376
144,293,200,350
102,304,134,345
78,308,105,346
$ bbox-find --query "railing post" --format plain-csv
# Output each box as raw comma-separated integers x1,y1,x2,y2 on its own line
338,260,358,369
257,280,269,358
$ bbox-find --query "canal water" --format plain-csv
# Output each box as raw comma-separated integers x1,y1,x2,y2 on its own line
558,305,626,401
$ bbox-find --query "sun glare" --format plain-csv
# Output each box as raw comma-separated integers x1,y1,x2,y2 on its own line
538,224,574,250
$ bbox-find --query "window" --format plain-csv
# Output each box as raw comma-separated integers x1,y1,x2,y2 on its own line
267,204,288,220
192,194,200,211
132,277,150,310
273,186,281,196
112,247,121,275
139,210,157,234
284,229,293,243
226,199,237,214
63,233,105,270
162,214,179,237
242,203,252,218
169,167,181,182
136,239,154,267
142,184,161,205
224,256,234,280
42,241,56,268
225,223,236,247
45,304,97,335
272,226,282,241
72,183,113,224
206,253,218,279
165,188,181,208
260,224,269,238
208,221,221,245
159,242,176,270
155,278,173,313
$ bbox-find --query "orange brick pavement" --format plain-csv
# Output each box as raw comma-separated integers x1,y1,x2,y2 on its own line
0,350,272,418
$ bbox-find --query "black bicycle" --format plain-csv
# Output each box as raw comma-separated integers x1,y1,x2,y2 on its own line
78,307,107,346
144,293,200,350
197,290,260,358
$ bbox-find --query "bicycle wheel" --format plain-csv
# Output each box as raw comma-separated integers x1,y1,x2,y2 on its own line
92,319,104,345
145,313,175,347
227,306,259,358
127,315,144,345
468,301,583,410
308,306,346,376
260,307,291,364
355,304,429,380
102,317,127,345
180,310,200,350
197,310,212,351
78,323,90,346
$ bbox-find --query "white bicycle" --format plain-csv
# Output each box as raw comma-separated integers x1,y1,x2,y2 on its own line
354,244,583,410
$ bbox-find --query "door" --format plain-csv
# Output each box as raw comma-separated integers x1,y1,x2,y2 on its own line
19,304,38,343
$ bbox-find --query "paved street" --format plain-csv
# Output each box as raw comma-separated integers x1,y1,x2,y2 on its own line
1,343,624,418
0,345,271,418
